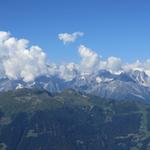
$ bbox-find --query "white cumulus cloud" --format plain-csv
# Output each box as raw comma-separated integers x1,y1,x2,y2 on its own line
106,56,122,73
58,32,84,44
0,31,48,82
58,63,79,81
78,45,101,73
1,31,150,82
78,45,123,74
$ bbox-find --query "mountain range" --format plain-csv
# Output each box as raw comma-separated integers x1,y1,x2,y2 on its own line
1,69,150,102
1,69,150,149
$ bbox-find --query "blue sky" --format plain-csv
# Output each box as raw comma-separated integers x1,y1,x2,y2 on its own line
0,0,150,63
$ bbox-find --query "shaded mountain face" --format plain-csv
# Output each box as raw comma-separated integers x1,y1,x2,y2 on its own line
1,70,150,102
0,89,150,150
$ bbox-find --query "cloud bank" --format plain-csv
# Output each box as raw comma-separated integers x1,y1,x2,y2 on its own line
58,32,84,44
0,31,150,82
0,31,48,82
78,45,122,74
78,45,100,73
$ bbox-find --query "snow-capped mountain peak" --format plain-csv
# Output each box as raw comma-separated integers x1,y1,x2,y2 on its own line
1,69,150,102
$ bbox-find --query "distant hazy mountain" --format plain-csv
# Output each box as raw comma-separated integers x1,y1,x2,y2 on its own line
1,69,150,102
0,89,150,150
